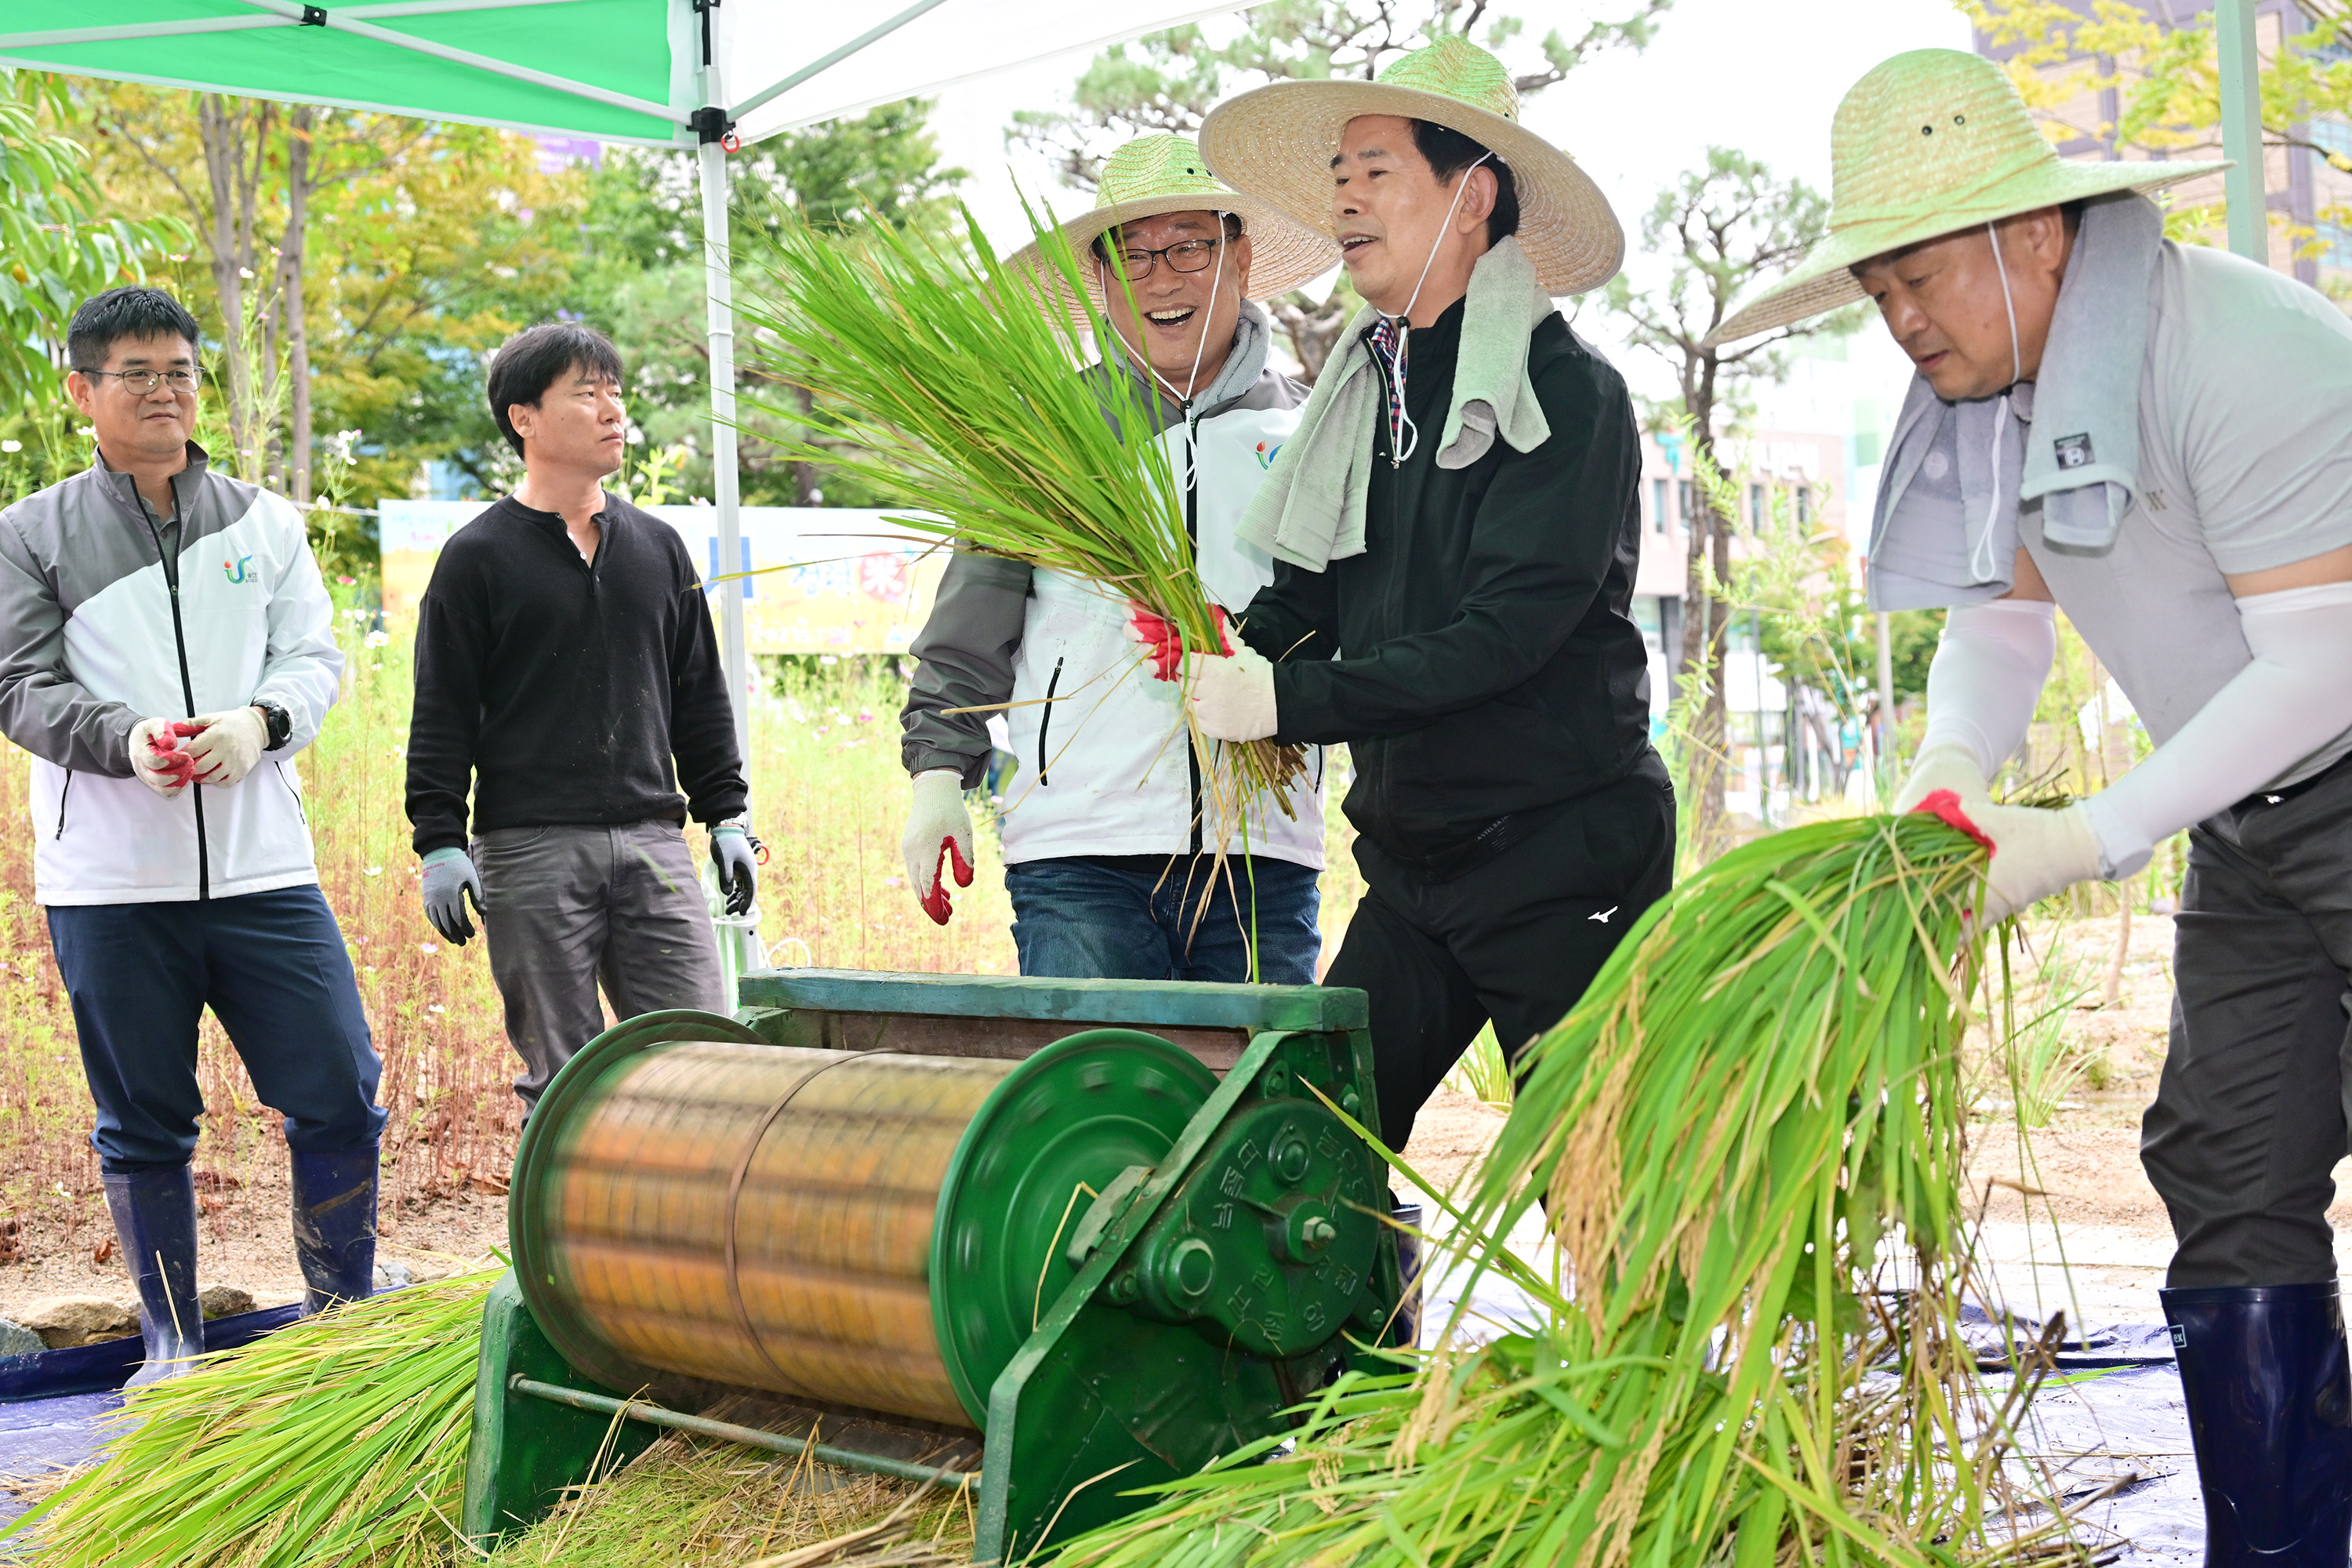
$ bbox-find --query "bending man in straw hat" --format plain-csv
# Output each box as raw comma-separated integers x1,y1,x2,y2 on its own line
1711,49,2352,1555
897,135,1338,982
1183,34,1673,1151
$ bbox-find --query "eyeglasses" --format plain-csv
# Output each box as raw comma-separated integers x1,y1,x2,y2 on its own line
1103,236,1229,283
79,368,203,394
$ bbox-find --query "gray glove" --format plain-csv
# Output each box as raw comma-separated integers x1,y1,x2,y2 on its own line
420,848,485,944
710,823,758,917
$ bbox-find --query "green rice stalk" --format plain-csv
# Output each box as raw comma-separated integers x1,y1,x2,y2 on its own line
11,1266,500,1567
735,203,1307,855
1054,814,2090,1566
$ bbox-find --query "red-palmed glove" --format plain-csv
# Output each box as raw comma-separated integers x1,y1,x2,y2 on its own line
1128,604,1233,681
1911,789,2103,924
129,717,203,798
902,770,975,925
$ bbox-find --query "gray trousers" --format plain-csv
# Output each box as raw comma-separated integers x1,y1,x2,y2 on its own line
2141,759,2352,1288
474,820,728,1109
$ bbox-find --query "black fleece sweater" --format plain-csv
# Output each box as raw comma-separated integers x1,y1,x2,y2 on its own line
405,495,747,856
1236,298,1656,873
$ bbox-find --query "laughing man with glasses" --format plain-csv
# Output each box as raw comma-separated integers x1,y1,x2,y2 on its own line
895,134,1341,984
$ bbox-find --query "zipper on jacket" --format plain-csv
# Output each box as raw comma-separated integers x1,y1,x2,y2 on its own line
1036,656,1064,786
276,760,307,825
53,769,72,840
144,478,209,900
1183,406,1204,856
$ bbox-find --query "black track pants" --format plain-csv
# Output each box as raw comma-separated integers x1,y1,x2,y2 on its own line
1324,765,1675,1152
2142,757,2352,1288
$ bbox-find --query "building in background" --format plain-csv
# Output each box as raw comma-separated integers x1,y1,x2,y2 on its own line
1633,332,1886,824
1976,0,2352,295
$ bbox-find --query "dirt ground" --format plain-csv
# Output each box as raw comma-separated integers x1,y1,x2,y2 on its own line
0,1164,510,1319
0,916,2258,1330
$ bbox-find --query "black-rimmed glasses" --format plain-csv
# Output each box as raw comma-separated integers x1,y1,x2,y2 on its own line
1103,236,1229,283
79,368,203,394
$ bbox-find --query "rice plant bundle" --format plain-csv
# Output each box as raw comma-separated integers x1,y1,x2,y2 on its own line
736,207,1308,843
1055,813,2079,1566
12,1266,499,1567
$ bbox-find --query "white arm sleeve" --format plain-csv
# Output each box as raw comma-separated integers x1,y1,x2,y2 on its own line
1918,600,2057,778
2083,581,2352,877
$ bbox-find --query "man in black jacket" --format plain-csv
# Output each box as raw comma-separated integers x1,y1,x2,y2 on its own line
1193,37,1672,1148
405,322,755,1109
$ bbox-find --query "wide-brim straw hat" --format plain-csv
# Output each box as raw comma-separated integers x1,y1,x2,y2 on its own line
1709,49,2229,345
1006,133,1341,320
1194,34,1623,296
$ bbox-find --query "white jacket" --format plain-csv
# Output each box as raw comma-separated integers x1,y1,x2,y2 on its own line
0,447,343,905
901,306,1323,867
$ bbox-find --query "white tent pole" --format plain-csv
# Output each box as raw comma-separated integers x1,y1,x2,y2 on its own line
2216,0,2268,265
699,124,750,771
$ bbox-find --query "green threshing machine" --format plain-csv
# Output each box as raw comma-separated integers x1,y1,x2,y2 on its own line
461,968,1406,1561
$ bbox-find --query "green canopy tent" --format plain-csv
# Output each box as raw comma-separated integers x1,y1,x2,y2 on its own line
0,0,1249,764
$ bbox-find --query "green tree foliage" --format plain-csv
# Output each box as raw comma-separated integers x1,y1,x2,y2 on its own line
1965,1,2352,262
1606,147,1857,851
0,75,176,436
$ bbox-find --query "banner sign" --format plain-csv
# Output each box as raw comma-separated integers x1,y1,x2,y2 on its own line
377,501,949,655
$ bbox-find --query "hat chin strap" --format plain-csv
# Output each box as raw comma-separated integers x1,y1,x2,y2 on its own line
1974,220,2022,585
1380,151,1495,466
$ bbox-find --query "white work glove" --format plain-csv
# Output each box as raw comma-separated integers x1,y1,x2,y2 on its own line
1181,644,1277,742
902,769,975,926
180,706,269,789
128,717,198,798
1892,742,1992,815
1916,796,2103,924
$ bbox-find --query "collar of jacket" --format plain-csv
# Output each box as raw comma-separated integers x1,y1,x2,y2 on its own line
82,440,211,528
1098,297,1276,432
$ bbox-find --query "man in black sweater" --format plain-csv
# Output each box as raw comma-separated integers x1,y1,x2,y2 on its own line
1193,38,1672,1149
405,322,754,1109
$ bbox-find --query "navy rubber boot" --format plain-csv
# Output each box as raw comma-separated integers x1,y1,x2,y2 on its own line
100,1166,203,1386
289,1145,379,1315
2161,1281,2352,1565
1389,1200,1425,1350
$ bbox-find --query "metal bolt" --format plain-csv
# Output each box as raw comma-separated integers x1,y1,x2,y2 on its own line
1302,1217,1337,1250
1272,1135,1310,1185
1109,1272,1138,1305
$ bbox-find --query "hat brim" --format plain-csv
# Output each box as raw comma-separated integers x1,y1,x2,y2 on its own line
1004,191,1341,322
1195,78,1624,296
1707,158,2230,346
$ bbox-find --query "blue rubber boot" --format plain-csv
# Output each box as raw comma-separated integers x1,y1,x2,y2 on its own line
100,1166,203,1386
289,1145,379,1315
2161,1282,2352,1565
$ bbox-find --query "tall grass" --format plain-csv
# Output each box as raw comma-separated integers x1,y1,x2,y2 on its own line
0,623,1365,1258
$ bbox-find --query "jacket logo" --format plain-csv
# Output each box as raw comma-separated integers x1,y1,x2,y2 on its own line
2053,433,2093,470
1254,441,1282,470
223,555,254,584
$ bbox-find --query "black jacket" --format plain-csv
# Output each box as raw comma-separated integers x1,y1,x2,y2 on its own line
405,494,747,856
1235,299,1655,874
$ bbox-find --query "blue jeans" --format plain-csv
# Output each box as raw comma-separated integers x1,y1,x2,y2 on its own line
48,885,386,1174
1006,856,1322,984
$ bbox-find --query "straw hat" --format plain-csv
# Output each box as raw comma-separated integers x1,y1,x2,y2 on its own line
1709,49,2229,345
1007,133,1341,318
1194,34,1623,296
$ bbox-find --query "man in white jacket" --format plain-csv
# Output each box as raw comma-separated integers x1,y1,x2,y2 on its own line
1710,53,2352,1554
896,136,1341,982
0,287,381,1384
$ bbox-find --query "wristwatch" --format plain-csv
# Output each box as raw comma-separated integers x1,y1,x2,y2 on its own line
252,699,292,752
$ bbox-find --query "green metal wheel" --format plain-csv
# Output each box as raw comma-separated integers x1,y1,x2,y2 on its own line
929,1029,1218,1424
